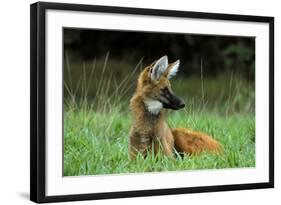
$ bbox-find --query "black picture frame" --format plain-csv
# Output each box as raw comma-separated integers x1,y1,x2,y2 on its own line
30,1,274,203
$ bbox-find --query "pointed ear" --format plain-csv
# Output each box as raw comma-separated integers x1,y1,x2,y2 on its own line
151,56,168,81
166,60,180,79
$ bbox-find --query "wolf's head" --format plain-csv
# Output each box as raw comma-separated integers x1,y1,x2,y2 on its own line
136,56,185,114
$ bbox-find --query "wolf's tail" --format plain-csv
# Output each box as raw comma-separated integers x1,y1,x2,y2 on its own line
172,128,222,155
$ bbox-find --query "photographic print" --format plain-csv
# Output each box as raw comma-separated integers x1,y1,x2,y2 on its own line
30,2,273,203
63,29,255,176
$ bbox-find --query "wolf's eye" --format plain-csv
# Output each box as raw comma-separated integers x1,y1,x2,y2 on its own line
161,87,169,94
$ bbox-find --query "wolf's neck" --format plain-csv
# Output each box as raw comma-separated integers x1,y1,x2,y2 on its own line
130,95,165,126
144,100,163,115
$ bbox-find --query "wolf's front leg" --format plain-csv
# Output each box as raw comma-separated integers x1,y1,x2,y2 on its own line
160,133,174,157
155,124,174,157
129,132,151,159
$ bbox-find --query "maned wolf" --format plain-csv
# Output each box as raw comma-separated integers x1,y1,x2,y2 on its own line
129,56,221,159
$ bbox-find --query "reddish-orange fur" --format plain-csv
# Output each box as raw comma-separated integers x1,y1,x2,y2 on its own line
172,128,221,155
129,57,222,159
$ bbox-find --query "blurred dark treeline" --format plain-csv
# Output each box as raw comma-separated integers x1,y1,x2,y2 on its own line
64,28,255,79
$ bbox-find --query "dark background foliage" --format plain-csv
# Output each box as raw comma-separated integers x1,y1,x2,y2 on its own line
64,28,255,79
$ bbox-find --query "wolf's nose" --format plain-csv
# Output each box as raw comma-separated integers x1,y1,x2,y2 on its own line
179,101,185,108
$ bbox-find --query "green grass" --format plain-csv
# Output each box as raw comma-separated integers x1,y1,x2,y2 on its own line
63,56,255,176
64,105,255,176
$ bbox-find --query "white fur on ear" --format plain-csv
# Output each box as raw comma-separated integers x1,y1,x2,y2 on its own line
167,60,180,79
151,56,168,81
